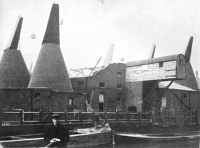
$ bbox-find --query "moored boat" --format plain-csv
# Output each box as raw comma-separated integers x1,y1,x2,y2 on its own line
0,131,112,148
114,131,200,143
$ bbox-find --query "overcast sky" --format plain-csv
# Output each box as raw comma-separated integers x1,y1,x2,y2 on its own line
0,0,200,74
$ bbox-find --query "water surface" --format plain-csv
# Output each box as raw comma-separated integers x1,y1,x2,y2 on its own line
83,138,200,148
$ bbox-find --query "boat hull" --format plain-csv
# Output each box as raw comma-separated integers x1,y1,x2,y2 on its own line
114,132,200,144
0,132,112,147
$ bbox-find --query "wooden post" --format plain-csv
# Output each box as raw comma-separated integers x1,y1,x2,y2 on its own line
65,112,67,123
79,112,82,122
138,112,141,126
112,134,115,145
20,110,24,125
0,112,2,126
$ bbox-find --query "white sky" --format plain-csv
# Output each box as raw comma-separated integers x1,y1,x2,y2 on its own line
0,0,200,73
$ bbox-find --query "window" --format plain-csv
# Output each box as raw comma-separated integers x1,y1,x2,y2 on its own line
117,97,120,101
117,72,122,77
34,93,40,98
77,81,84,87
99,82,105,88
159,62,164,67
181,93,187,99
117,93,121,101
117,83,122,89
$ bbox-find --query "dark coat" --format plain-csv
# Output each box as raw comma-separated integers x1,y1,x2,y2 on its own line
44,122,69,147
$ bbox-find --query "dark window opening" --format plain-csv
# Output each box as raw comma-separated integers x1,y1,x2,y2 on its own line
117,72,122,77
117,83,122,88
159,62,164,67
34,93,40,98
128,106,137,113
117,97,120,101
77,81,84,87
117,93,121,101
99,82,105,88
181,93,187,99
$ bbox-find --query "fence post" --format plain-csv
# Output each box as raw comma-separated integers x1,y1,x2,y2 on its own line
65,112,67,122
193,110,199,126
126,113,129,121
20,110,24,125
0,112,2,126
104,112,107,122
138,112,141,126
79,112,82,122
116,112,119,121
39,111,42,122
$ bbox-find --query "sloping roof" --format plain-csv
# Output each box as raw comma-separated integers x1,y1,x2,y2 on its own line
159,81,197,91
126,54,180,67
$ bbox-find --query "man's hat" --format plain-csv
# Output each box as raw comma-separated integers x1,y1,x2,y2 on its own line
51,113,60,119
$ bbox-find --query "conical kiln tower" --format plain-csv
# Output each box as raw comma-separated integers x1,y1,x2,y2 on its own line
0,17,30,88
28,4,73,92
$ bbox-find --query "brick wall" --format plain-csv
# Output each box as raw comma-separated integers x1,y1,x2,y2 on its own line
0,88,71,112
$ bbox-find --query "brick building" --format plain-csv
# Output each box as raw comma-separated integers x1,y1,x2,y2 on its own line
70,36,200,127
71,63,126,112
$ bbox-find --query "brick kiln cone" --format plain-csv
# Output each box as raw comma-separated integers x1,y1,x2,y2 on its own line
28,4,73,92
0,17,30,88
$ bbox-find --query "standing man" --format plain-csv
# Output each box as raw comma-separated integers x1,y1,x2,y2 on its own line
99,93,104,112
44,114,69,147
